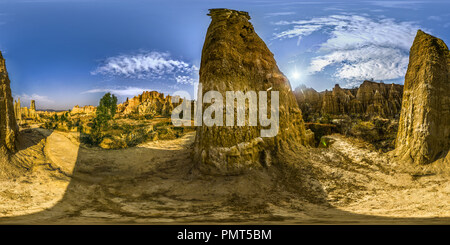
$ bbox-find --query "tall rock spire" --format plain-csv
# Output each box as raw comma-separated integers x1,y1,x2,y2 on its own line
14,98,22,122
30,100,36,111
0,51,19,153
193,9,308,175
395,30,450,164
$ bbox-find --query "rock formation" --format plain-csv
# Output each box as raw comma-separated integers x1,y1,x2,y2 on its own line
193,9,308,175
0,51,19,153
294,80,403,120
321,84,358,115
70,91,178,117
356,81,403,117
395,30,450,165
14,99,39,122
71,105,96,115
117,91,174,117
30,100,36,111
294,85,322,119
14,98,22,122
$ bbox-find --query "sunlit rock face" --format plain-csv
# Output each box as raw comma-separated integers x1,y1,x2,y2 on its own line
14,99,39,122
294,81,403,119
30,100,36,111
0,51,19,153
395,30,450,165
117,91,174,117
356,81,403,118
321,84,357,115
193,9,308,175
14,98,22,122
71,105,96,115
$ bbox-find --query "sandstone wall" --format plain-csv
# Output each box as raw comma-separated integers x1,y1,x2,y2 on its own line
193,9,308,175
395,30,450,165
71,105,96,115
14,99,39,122
117,91,174,117
0,51,19,153
294,80,403,119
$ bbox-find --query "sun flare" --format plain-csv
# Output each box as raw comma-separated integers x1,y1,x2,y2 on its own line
292,71,301,80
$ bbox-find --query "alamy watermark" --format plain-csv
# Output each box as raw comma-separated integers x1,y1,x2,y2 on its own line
171,83,280,137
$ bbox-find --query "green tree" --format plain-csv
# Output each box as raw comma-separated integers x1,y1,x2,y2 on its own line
87,93,118,145
96,92,118,120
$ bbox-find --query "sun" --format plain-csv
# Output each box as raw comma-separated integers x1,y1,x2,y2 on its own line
291,71,301,80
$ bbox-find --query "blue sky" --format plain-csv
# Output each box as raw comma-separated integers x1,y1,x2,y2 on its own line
0,0,449,110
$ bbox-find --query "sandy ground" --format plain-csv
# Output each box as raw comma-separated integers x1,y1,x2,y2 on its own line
0,128,449,224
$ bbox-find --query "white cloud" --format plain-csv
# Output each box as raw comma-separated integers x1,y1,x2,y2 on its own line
428,16,442,21
324,7,345,12
309,46,409,81
265,12,295,18
83,87,154,97
16,93,54,104
91,51,198,82
274,23,324,45
175,75,196,85
368,1,425,9
274,14,422,85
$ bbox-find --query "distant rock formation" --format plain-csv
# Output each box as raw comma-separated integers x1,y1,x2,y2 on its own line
294,85,322,119
356,81,403,117
0,51,19,153
294,80,403,120
14,98,22,122
14,99,39,122
321,84,358,115
117,91,174,117
395,30,450,165
193,9,308,175
30,100,36,111
71,105,96,115
69,91,179,117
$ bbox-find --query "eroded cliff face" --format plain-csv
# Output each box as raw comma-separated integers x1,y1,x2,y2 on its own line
356,81,403,117
193,9,308,175
395,30,450,165
0,51,19,153
71,105,96,115
69,91,178,118
30,100,36,111
117,91,174,117
14,98,21,122
294,81,403,120
14,99,39,122
294,85,322,119
322,84,358,115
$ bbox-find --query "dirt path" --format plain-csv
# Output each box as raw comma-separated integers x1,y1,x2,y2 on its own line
315,134,450,218
0,129,72,217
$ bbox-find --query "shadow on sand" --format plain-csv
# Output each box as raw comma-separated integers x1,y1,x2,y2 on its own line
0,128,449,224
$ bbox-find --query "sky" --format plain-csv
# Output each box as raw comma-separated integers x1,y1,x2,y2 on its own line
0,0,449,110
